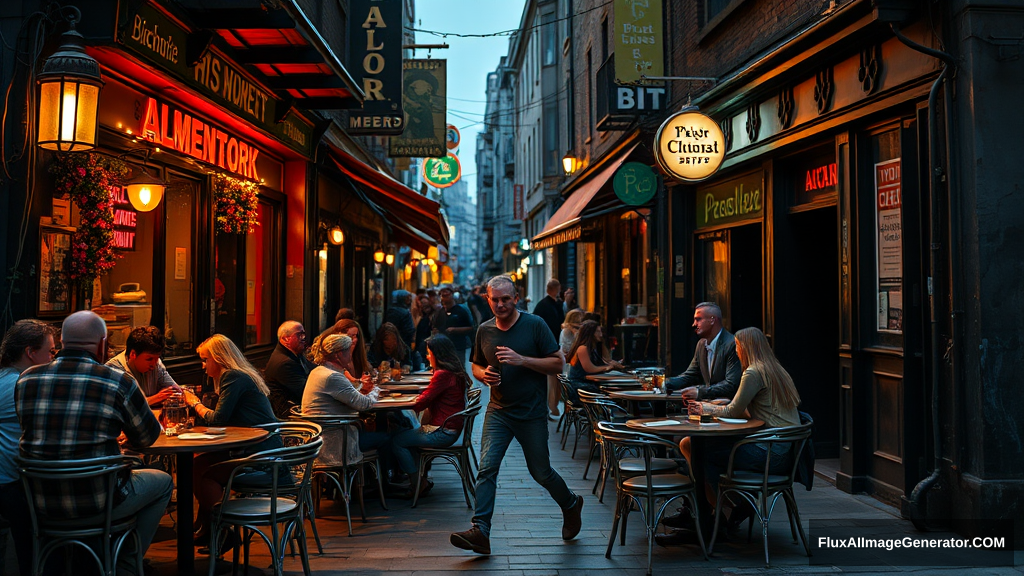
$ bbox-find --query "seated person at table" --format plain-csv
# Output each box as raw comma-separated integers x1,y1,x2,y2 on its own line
265,321,315,418
564,320,624,401
390,335,468,499
559,309,586,368
183,334,280,546
687,327,801,514
665,302,742,401
368,322,420,372
106,325,181,406
1,319,57,576
302,334,389,468
16,311,172,570
313,318,372,382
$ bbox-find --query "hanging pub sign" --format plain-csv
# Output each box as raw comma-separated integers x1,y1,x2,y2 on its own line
139,97,263,181
655,108,726,182
389,59,447,158
875,158,903,334
116,2,314,157
513,184,524,220
614,0,664,84
347,0,405,135
695,171,763,229
613,162,658,206
422,153,461,188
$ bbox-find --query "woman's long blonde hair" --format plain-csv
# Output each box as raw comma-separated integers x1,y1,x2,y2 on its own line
562,308,586,332
733,327,800,413
197,334,270,396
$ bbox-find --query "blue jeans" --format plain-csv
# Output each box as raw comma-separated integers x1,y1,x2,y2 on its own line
112,468,174,566
391,426,459,475
472,409,575,536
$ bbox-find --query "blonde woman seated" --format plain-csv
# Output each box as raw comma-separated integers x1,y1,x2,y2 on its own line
182,334,280,545
301,334,390,467
684,327,801,519
559,309,586,370
565,320,624,402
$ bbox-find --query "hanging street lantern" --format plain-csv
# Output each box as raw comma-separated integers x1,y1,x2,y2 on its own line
328,226,344,245
385,253,395,265
37,20,103,152
124,169,165,212
562,152,581,176
373,247,386,263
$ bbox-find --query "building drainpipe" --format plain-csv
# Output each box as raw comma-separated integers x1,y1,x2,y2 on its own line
889,23,959,531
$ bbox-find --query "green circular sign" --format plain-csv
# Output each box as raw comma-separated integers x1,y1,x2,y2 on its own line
422,153,461,189
613,162,658,206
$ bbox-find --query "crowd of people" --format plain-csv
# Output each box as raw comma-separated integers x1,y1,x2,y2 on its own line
0,275,807,570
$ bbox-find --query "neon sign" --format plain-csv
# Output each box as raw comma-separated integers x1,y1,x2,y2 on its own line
110,187,137,250
139,97,260,180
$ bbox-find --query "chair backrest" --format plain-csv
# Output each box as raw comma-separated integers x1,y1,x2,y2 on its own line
597,422,687,491
222,436,324,516
576,389,625,435
467,386,482,404
19,455,131,532
725,422,812,489
557,375,577,409
437,397,482,448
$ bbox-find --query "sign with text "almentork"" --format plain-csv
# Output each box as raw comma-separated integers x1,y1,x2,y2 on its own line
117,2,314,157
614,0,664,84
347,0,405,135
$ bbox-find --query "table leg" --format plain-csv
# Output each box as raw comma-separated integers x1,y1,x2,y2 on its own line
176,452,195,575
653,401,667,418
689,437,713,538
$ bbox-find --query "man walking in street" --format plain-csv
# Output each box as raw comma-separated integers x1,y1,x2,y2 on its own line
265,320,315,419
433,285,474,365
450,276,583,555
531,278,565,420
16,311,172,571
384,290,417,349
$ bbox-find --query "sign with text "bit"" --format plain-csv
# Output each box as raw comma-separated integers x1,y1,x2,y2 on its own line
347,0,405,134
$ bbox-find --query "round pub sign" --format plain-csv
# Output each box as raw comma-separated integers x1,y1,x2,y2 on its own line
446,124,461,151
422,153,461,188
655,108,726,182
613,162,658,206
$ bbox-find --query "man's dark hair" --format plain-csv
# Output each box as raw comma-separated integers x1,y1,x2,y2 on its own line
583,312,602,324
125,326,165,356
0,319,56,367
335,308,356,322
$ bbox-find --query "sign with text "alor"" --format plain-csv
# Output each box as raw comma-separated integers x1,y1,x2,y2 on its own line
347,0,405,135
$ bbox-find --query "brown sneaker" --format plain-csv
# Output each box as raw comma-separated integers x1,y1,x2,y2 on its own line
561,494,584,540
450,526,491,554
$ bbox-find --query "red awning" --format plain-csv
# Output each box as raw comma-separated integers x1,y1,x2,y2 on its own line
532,142,639,250
329,146,449,248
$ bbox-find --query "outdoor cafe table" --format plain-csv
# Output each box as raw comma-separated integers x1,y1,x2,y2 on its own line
140,426,270,575
626,417,764,534
607,390,684,418
372,393,420,410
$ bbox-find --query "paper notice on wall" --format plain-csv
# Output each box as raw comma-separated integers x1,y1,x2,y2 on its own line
875,158,902,334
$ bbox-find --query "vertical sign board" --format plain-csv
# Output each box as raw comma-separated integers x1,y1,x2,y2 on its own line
614,0,664,84
875,159,903,333
513,184,525,220
347,0,405,134
389,59,447,157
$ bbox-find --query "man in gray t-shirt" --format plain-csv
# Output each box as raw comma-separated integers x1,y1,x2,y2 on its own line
450,276,583,555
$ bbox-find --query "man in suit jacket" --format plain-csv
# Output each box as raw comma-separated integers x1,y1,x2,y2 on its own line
265,320,315,418
666,302,742,401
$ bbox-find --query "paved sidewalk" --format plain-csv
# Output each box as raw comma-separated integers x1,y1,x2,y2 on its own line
145,386,1022,575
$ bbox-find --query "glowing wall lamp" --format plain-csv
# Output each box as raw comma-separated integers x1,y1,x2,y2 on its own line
561,152,581,176
385,253,395,266
124,169,165,212
373,247,386,263
328,226,344,245
37,16,103,152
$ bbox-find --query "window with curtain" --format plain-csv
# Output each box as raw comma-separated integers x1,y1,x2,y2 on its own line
245,201,274,346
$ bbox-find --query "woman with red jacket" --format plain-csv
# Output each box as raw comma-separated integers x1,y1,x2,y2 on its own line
391,334,469,498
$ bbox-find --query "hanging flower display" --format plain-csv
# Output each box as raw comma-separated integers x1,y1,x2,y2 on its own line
49,153,128,285
213,173,260,234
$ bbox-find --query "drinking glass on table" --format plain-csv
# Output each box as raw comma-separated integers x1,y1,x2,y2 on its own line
163,392,187,436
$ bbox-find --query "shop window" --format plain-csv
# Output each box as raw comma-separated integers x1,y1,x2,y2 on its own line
162,175,198,358
245,201,274,346
214,232,240,340
702,230,731,330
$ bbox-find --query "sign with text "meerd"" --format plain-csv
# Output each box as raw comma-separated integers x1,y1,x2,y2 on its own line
139,97,262,181
347,0,405,134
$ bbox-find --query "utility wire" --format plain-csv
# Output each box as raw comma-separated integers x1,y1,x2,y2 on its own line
406,0,612,39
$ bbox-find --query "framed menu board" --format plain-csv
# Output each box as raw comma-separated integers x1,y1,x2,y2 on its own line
38,226,73,315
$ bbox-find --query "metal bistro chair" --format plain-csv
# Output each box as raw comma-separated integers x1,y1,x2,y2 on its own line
599,422,707,576
557,374,588,454
242,422,324,556
19,455,143,576
207,435,323,576
575,390,620,491
412,395,483,508
466,387,483,472
289,410,386,537
708,422,813,567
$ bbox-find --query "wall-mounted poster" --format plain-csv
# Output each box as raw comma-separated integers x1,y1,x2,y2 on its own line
875,158,902,333
388,59,447,158
39,226,73,315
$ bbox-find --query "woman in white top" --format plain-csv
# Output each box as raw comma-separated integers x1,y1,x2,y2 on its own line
302,334,389,466
558,309,586,368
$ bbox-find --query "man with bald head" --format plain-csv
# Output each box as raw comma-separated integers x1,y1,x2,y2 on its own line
265,320,314,418
15,310,171,570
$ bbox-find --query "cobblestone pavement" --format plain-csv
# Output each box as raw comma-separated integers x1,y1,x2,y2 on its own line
145,386,1023,575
